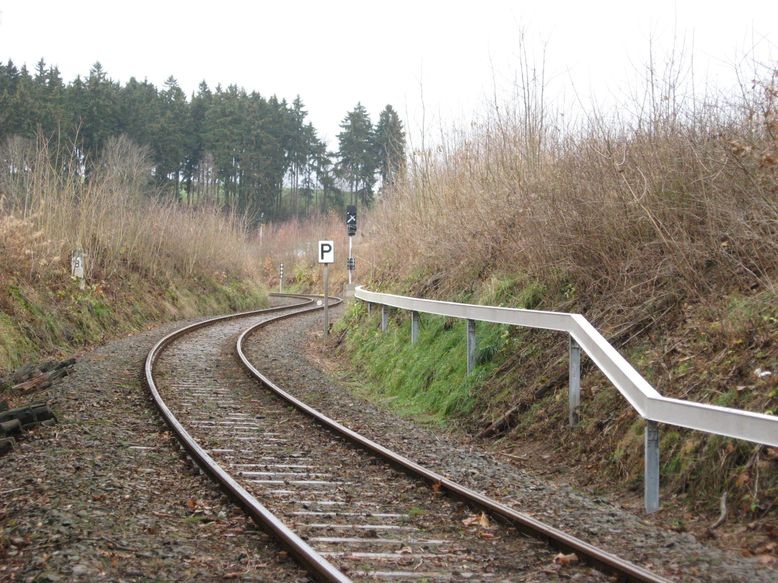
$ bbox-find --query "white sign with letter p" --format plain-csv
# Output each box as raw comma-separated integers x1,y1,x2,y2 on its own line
318,240,334,264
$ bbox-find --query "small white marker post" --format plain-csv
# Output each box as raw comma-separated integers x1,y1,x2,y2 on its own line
318,241,334,335
279,263,284,293
71,249,85,290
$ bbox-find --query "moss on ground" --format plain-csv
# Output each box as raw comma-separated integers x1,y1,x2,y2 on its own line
0,271,267,374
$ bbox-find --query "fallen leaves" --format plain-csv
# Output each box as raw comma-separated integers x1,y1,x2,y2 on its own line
553,552,580,567
462,512,499,541
462,512,491,529
751,541,777,565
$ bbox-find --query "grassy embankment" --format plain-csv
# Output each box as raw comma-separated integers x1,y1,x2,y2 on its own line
333,66,778,534
0,135,267,376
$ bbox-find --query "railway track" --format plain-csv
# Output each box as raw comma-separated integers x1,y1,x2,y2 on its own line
145,294,668,582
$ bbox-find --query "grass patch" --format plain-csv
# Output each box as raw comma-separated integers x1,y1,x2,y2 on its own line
340,300,509,424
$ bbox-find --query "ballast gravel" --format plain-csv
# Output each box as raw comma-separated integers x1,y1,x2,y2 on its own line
241,302,776,583
151,304,610,580
1,299,774,582
0,312,308,582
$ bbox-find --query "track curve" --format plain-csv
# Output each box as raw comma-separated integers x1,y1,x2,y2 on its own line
146,294,668,582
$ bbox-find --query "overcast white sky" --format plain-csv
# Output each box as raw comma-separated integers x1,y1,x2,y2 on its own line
1,1,776,148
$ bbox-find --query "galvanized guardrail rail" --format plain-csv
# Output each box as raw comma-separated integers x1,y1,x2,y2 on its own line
355,286,778,513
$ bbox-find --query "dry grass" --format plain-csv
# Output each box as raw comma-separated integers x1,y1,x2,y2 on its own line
258,212,351,290
349,62,778,526
366,67,778,324
0,134,259,287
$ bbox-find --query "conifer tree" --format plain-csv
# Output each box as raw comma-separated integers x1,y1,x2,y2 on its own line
0,58,351,224
337,103,377,205
374,104,406,190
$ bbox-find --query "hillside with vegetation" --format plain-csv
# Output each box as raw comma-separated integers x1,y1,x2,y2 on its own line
334,64,777,551
0,58,404,375
0,135,269,373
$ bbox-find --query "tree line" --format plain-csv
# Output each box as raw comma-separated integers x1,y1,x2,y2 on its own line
0,59,405,222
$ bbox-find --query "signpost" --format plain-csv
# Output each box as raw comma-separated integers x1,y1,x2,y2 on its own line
346,205,356,284
279,263,284,293
318,241,334,335
71,249,85,290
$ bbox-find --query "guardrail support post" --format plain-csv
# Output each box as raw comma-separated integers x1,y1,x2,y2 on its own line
568,336,581,427
467,319,476,375
644,420,660,513
411,311,420,344
381,306,388,332
367,302,372,316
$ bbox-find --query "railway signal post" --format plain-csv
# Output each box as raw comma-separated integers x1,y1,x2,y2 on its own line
346,205,356,284
318,240,334,335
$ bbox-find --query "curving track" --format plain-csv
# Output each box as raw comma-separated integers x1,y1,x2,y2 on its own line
145,295,668,582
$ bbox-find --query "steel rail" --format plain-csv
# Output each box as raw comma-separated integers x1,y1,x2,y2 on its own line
144,296,351,583
236,306,669,583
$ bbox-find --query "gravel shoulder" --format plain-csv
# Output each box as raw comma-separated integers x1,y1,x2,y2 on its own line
243,302,776,583
0,312,308,582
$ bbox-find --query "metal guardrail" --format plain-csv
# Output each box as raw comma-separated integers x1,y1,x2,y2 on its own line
355,286,778,513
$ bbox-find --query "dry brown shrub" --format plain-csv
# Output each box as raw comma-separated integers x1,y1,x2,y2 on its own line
366,67,778,321
0,213,62,281
257,212,350,288
0,134,259,287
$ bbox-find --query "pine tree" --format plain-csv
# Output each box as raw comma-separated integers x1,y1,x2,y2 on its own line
5,64,35,138
119,77,159,152
153,76,189,196
72,62,120,167
185,81,212,203
374,104,406,190
337,103,377,206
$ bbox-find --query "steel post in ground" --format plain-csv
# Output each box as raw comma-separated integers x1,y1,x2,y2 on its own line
411,311,420,344
569,336,581,427
467,319,477,375
348,236,353,285
381,306,388,332
323,264,330,336
644,420,660,513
